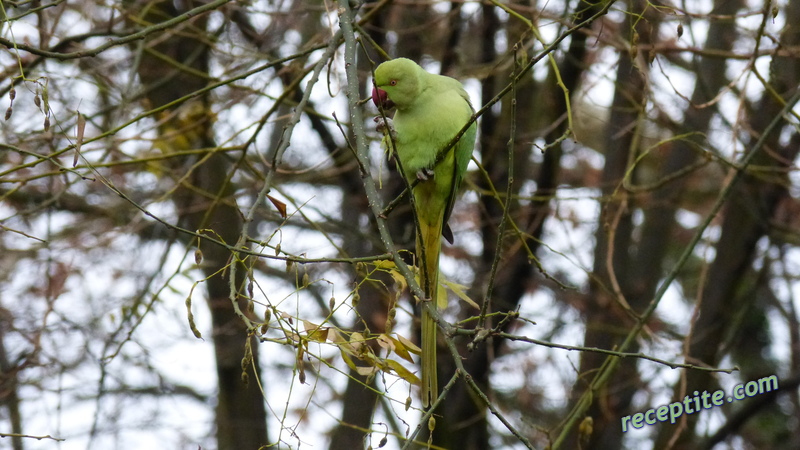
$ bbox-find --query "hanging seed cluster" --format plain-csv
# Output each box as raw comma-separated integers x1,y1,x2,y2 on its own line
5,83,51,130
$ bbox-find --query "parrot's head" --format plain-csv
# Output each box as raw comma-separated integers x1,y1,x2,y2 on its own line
372,58,422,111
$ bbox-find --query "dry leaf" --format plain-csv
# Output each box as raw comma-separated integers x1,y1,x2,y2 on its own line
267,194,287,218
74,113,86,167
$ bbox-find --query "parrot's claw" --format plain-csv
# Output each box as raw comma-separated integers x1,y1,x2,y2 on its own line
373,116,397,139
416,168,434,181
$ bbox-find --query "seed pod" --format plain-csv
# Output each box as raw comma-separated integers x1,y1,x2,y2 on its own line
578,416,594,446
630,30,640,59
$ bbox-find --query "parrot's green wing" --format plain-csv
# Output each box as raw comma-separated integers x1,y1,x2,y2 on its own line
445,105,475,242
434,76,476,244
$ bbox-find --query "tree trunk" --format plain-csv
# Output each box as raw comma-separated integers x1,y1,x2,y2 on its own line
129,1,268,448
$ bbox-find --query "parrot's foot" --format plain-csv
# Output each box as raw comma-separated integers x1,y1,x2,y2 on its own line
416,168,434,181
373,116,397,139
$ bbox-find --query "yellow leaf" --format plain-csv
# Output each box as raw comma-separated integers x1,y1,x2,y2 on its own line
376,334,395,352
386,359,421,385
330,329,359,356
350,332,365,353
443,278,479,309
373,260,408,292
436,282,448,309
327,328,346,344
339,349,357,370
395,333,421,354
382,334,415,363
393,272,408,293
371,260,396,270
303,320,327,343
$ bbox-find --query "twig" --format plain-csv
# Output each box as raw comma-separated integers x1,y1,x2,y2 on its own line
0,432,64,442
400,372,460,450
479,50,518,325
497,332,738,373
228,29,346,330
0,0,233,60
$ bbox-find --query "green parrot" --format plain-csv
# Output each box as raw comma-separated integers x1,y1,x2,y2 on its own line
372,58,477,407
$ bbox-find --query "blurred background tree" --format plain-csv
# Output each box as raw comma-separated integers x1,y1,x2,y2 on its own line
1,1,799,449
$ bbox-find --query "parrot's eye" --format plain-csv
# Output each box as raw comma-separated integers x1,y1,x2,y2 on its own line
390,80,397,86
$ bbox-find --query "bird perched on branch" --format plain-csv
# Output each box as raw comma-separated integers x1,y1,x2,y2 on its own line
372,58,477,408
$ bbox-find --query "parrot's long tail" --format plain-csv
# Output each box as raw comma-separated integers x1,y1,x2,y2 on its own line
417,218,442,408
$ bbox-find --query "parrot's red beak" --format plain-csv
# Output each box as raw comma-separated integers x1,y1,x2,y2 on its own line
372,87,395,110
